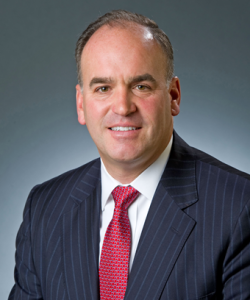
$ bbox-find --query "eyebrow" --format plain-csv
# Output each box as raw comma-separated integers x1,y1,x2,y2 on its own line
89,77,113,88
128,73,156,85
89,73,156,88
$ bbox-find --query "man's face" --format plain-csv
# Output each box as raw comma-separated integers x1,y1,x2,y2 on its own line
76,24,180,175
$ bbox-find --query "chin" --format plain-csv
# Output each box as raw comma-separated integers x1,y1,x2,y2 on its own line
108,150,143,164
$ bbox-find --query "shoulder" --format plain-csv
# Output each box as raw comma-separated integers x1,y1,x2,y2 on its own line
193,146,250,181
190,144,250,229
172,131,250,218
32,158,100,196
192,147,250,198
25,158,101,224
174,131,250,185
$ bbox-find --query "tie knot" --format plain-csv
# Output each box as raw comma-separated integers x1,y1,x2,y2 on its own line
112,186,139,210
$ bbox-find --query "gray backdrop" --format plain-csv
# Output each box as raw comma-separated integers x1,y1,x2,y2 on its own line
1,0,250,298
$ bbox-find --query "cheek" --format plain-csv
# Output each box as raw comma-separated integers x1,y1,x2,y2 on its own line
84,97,112,134
139,96,168,125
84,99,103,123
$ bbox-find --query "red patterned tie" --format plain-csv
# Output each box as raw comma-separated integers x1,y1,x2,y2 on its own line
99,186,140,300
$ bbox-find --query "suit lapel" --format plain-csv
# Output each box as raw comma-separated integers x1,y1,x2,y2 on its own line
60,132,199,300
125,132,198,300
61,159,101,300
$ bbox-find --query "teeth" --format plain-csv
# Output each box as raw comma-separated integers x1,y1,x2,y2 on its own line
111,127,137,131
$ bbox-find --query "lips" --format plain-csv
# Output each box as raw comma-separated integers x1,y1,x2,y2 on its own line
109,126,139,131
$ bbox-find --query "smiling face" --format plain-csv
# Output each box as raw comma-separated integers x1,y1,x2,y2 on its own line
76,23,181,182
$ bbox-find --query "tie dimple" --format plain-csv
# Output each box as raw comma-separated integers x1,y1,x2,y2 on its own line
99,186,140,300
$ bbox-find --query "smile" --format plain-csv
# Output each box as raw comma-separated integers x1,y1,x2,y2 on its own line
110,127,139,131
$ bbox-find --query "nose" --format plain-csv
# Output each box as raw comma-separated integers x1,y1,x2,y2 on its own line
111,88,137,116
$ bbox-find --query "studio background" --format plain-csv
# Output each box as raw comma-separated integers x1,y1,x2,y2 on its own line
1,0,250,298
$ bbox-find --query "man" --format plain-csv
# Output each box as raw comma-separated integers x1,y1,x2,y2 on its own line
9,10,250,300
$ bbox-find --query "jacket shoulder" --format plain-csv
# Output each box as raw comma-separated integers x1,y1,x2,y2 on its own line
26,158,101,224
192,146,250,181
192,146,250,225
36,158,99,189
172,131,250,213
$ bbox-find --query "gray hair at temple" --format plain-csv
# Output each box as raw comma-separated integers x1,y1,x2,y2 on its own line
75,10,174,87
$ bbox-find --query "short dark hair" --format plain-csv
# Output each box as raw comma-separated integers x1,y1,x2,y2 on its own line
75,10,174,86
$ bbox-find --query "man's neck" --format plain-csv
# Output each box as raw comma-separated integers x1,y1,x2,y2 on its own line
100,136,173,184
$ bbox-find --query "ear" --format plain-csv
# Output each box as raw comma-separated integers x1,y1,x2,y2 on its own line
76,84,86,125
169,77,181,116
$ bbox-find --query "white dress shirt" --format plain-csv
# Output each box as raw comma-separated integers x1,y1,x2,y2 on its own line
99,136,173,271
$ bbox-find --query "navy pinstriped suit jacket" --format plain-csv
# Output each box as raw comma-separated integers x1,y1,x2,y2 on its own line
9,132,250,300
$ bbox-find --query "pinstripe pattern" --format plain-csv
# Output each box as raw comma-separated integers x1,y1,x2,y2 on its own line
9,132,250,300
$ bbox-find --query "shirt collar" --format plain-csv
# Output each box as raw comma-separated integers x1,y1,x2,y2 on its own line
101,135,173,211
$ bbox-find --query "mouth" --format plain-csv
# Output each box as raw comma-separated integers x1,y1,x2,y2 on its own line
109,126,141,131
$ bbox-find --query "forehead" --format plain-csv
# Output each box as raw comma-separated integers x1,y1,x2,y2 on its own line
84,22,155,50
80,23,167,82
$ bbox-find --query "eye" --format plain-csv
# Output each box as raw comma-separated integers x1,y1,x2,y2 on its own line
96,86,109,92
136,85,149,91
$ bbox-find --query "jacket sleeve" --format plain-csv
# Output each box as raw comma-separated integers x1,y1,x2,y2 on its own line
8,186,43,300
222,198,250,299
